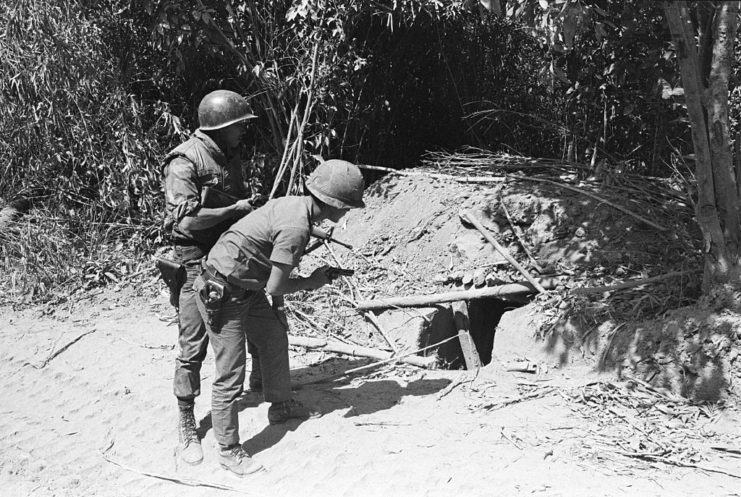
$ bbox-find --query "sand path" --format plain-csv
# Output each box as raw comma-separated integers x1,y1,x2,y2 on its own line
1,290,740,497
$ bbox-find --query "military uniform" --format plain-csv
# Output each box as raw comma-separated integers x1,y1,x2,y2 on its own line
162,130,259,407
195,196,313,448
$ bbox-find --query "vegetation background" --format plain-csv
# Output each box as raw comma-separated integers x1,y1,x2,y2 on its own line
0,0,732,303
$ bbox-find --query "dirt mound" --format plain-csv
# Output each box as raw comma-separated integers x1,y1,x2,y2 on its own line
310,169,740,401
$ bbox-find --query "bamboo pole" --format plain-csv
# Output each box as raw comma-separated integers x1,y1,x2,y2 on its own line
288,335,437,368
461,210,548,293
355,278,559,311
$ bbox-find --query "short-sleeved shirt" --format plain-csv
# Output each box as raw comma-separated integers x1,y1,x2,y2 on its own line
207,196,313,289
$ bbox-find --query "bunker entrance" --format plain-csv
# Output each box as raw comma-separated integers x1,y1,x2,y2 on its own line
421,298,525,369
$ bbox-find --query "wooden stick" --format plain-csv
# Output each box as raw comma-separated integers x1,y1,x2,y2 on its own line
27,328,97,369
324,241,399,354
462,209,547,293
101,450,255,493
571,271,700,295
452,301,481,370
499,202,544,273
299,334,461,386
288,335,437,368
356,163,507,183
617,451,741,479
355,278,558,311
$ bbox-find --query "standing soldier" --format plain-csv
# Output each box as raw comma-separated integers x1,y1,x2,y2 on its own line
194,160,365,476
162,90,262,466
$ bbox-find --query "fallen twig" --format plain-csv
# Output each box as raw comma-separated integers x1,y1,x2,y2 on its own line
572,271,701,296
598,323,626,369
27,328,97,369
481,387,557,411
437,369,479,400
617,451,741,479
500,202,544,273
298,334,460,386
288,335,434,368
118,337,174,351
101,450,255,493
324,242,399,354
461,209,547,293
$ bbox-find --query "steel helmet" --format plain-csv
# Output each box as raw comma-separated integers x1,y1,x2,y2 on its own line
306,159,365,209
198,90,256,131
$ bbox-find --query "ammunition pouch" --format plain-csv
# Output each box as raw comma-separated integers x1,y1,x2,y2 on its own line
155,257,186,308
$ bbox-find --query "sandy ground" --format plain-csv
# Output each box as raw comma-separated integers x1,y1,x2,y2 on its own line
2,288,740,497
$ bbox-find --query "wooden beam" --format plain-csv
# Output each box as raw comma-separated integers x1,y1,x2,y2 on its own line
452,302,482,370
355,278,558,311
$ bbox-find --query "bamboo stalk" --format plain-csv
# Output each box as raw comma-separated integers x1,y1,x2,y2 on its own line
286,42,321,195
355,278,559,311
461,210,547,293
500,202,544,273
288,335,437,368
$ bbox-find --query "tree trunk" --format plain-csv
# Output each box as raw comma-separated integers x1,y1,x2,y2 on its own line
664,1,741,292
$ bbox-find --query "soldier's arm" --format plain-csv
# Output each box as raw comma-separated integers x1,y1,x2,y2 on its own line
165,159,252,233
265,262,331,296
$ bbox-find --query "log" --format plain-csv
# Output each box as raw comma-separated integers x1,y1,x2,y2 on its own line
461,210,548,293
452,302,482,370
356,277,559,311
288,335,438,368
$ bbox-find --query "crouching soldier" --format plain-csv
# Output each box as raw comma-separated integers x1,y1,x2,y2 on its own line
193,160,365,476
162,89,263,466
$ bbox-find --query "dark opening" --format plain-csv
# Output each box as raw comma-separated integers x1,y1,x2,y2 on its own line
421,298,524,369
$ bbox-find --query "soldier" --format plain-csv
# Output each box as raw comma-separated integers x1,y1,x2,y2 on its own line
162,89,263,466
193,160,365,476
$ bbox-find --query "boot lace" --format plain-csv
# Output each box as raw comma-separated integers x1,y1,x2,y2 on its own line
180,411,199,445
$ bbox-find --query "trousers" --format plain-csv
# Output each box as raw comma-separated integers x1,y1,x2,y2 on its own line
195,283,291,447
172,253,261,404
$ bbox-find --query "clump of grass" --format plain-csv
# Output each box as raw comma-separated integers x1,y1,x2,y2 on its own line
0,206,160,305
0,0,170,304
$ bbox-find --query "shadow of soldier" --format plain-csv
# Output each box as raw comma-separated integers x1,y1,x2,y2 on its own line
242,375,451,456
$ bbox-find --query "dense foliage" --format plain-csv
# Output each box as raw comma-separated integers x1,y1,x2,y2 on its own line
0,0,719,302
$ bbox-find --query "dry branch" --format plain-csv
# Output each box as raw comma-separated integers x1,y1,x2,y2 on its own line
500,202,544,272
356,278,559,311
27,328,97,369
461,209,547,292
101,450,254,493
617,451,741,479
288,335,437,368
298,334,461,385
571,271,700,296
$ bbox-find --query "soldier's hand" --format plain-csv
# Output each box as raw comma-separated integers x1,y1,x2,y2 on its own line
233,199,254,213
249,194,268,208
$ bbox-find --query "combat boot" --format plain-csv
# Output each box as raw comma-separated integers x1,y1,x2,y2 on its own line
178,407,203,465
219,445,263,476
267,399,317,425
